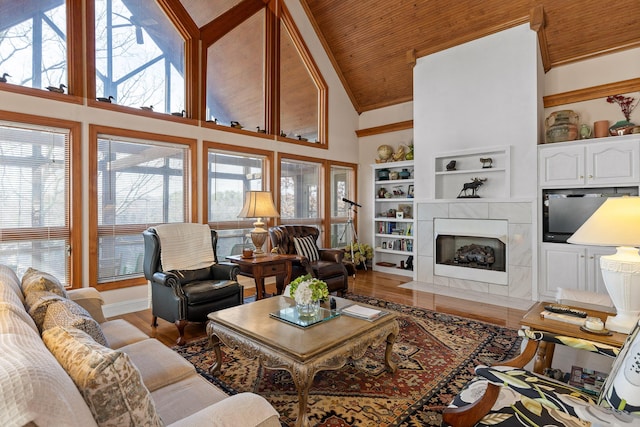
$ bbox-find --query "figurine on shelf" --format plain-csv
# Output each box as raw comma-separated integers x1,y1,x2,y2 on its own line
446,160,456,171
480,157,493,168
457,177,486,198
391,145,405,162
392,186,405,196
230,121,243,129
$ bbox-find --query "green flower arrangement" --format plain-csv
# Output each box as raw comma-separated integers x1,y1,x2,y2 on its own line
343,242,373,266
289,274,329,304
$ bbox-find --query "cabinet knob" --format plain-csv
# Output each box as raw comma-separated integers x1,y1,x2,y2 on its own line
588,174,593,179
580,255,585,258
579,175,584,179
589,256,594,259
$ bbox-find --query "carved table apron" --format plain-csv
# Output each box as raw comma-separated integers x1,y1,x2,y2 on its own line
207,297,399,427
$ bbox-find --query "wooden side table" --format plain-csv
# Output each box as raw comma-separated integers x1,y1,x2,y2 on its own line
520,301,626,373
226,254,300,300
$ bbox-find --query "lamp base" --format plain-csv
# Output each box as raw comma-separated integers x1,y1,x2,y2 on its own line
600,246,640,334
250,227,268,257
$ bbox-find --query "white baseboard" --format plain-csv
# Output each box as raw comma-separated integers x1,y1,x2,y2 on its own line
103,298,149,318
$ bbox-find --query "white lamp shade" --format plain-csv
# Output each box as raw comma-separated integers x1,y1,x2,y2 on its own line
238,191,280,219
567,197,640,247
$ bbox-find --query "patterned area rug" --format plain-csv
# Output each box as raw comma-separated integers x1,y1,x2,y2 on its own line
174,293,522,426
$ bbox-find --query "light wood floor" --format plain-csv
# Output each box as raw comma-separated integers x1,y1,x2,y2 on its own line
115,270,531,347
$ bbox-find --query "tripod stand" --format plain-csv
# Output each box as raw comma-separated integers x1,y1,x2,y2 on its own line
339,199,365,272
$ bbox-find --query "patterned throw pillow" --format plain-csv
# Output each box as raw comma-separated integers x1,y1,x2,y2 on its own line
25,290,66,331
21,267,68,298
42,299,108,347
293,235,320,262
598,321,640,413
42,326,162,427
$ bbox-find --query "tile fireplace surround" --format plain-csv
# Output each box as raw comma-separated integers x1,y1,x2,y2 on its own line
416,200,534,300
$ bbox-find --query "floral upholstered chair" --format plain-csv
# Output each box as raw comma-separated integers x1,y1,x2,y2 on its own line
442,322,640,426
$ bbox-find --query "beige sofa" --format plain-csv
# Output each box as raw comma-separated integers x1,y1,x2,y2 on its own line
0,264,280,427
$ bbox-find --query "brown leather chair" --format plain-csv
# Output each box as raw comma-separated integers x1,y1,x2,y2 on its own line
269,225,348,295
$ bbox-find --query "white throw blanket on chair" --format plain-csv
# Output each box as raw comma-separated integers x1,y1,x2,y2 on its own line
153,223,216,271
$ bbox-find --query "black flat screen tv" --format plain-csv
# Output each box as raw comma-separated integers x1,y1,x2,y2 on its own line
542,187,638,243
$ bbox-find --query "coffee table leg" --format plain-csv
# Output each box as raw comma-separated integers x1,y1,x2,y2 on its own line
384,331,398,373
208,334,222,375
291,365,314,427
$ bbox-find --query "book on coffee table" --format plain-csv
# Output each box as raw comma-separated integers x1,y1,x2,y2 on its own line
341,304,388,321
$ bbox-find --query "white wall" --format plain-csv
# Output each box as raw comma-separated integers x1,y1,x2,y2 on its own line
0,3,359,316
413,23,540,201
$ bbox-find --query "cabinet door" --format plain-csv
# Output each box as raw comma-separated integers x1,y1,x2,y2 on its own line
539,145,585,186
587,140,640,185
540,243,586,299
586,246,616,294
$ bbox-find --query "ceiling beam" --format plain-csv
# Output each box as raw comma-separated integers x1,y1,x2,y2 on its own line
200,0,268,46
530,5,551,73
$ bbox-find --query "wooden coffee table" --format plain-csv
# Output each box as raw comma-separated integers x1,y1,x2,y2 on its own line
207,296,399,427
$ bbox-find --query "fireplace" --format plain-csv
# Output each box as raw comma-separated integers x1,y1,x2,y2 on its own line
434,218,508,285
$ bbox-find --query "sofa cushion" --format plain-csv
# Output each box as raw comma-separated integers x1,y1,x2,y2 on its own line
598,321,640,413
0,264,25,304
42,326,162,427
119,338,195,392
25,290,66,331
42,299,108,347
21,267,68,298
101,318,149,349
293,235,320,262
68,287,107,324
0,332,97,427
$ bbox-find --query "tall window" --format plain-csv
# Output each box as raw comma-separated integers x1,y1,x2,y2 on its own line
205,10,265,127
94,0,185,113
205,145,271,258
90,127,193,287
280,157,322,235
0,2,67,90
0,117,79,284
329,164,357,248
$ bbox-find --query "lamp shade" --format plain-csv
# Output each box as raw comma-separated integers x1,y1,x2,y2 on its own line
567,197,640,247
238,191,280,219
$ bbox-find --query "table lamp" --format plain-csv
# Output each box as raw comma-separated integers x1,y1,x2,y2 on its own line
238,191,280,257
567,196,640,333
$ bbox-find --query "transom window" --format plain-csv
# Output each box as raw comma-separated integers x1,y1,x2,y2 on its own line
94,0,185,113
0,2,67,90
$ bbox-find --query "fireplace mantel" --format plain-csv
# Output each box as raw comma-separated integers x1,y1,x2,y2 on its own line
416,200,534,300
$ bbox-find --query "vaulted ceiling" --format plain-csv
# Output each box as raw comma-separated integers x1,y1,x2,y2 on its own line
298,0,640,113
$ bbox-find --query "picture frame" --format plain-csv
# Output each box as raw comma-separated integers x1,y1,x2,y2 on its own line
407,184,414,198
396,211,404,219
398,204,412,219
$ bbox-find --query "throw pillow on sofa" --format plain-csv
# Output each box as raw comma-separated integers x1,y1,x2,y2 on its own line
21,267,68,298
42,299,108,347
42,326,163,427
25,290,66,331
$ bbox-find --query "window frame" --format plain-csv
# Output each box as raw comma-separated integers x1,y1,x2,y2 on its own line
327,161,358,249
88,124,196,290
0,110,82,287
203,141,275,238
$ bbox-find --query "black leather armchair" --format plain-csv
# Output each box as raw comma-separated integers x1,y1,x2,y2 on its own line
269,225,348,295
142,226,242,345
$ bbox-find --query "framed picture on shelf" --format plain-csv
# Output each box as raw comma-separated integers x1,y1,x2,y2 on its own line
398,204,412,218
407,185,414,198
396,211,404,219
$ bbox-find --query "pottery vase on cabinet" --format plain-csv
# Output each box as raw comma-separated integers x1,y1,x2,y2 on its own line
545,110,579,143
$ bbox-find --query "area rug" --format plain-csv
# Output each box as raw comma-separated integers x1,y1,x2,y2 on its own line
174,294,522,426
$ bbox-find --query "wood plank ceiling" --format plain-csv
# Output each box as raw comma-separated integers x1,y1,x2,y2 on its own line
300,0,640,113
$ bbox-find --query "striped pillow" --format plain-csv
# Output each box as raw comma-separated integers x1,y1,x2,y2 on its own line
293,235,320,262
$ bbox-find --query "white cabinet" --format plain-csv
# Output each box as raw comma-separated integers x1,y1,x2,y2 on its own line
539,243,615,300
539,138,640,187
372,160,415,277
434,146,510,199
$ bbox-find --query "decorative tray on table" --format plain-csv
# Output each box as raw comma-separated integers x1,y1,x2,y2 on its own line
270,307,340,329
